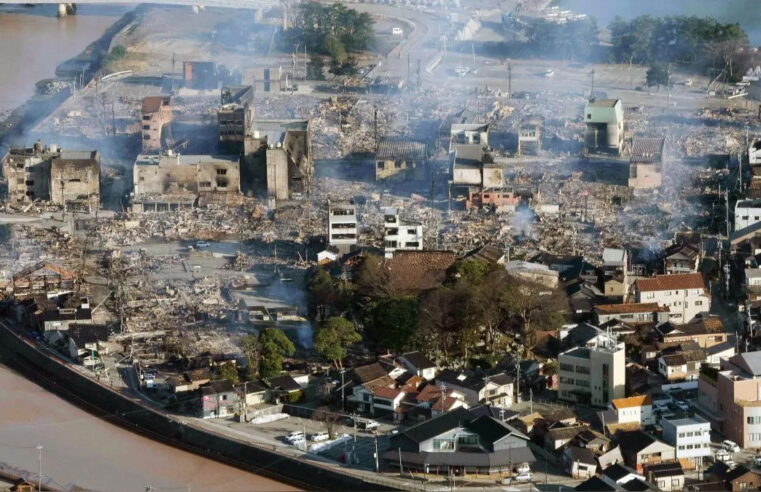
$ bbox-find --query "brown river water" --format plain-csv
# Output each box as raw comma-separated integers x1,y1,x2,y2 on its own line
0,5,128,115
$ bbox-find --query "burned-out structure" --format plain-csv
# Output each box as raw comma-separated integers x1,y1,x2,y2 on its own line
245,120,312,201
518,116,543,155
375,138,428,181
3,142,100,210
183,61,217,90
585,98,624,153
450,123,489,150
12,262,77,300
328,199,358,253
628,137,665,190
218,86,254,151
141,96,172,152
132,152,240,212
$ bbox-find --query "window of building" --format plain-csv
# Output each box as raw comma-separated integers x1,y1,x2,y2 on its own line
199,181,212,188
143,135,151,140
405,242,419,248
143,125,150,130
407,229,417,235
377,161,385,170
216,168,227,175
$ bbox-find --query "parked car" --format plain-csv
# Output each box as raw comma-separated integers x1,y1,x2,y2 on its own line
285,431,305,443
753,455,761,467
715,448,730,461
358,420,380,432
195,240,210,249
723,440,741,453
516,463,531,474
515,472,532,483
311,432,329,442
675,400,690,411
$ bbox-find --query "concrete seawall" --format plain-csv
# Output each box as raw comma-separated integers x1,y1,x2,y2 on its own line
0,321,397,491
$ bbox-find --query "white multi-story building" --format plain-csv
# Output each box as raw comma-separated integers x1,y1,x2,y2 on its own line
661,416,711,467
558,325,625,407
735,199,761,231
382,207,423,258
610,395,655,426
328,200,358,253
634,273,710,323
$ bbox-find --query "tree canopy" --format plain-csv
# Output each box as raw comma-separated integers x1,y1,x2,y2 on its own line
609,15,750,80
314,316,361,368
259,328,296,378
525,18,599,61
366,296,419,352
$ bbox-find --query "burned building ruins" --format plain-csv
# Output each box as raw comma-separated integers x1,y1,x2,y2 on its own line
584,98,624,153
375,138,429,181
3,142,100,211
218,86,254,151
628,137,665,190
141,96,172,152
132,152,240,212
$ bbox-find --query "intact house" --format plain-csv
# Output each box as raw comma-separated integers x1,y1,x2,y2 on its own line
435,369,514,408
664,241,700,275
450,123,489,150
265,374,303,403
398,351,437,380
563,446,597,479
643,461,684,492
34,296,92,332
558,324,625,407
141,96,172,152
375,138,428,181
584,99,623,153
132,153,240,212
610,395,655,427
236,380,269,408
628,137,665,189
634,273,710,323
661,416,710,470
383,406,535,476
200,379,238,418
746,267,761,301
3,143,100,211
616,430,676,473
595,303,670,325
658,347,705,382
654,317,728,349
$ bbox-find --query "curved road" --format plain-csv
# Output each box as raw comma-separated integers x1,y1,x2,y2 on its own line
0,363,296,492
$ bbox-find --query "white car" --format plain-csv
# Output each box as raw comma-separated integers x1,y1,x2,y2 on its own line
285,431,305,443
195,241,210,249
310,432,329,442
723,440,741,453
516,464,531,474
515,472,532,483
754,456,761,467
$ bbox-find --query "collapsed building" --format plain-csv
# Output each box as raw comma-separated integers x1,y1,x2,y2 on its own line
584,98,624,153
131,152,241,212
183,61,217,90
449,142,517,211
374,138,428,181
218,86,254,151
141,96,172,152
3,142,100,211
628,137,665,189
246,120,312,201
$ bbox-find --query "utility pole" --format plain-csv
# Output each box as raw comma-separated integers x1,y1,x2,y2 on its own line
515,360,520,404
507,58,512,100
340,368,346,412
36,444,43,492
667,63,671,106
590,69,595,99
374,436,379,472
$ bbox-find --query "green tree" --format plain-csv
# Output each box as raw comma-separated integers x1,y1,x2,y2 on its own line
366,297,419,352
646,62,669,89
314,316,361,369
259,328,296,378
219,362,239,384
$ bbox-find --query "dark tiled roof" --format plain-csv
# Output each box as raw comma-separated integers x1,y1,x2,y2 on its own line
576,477,616,491
68,323,109,344
351,362,389,384
630,137,665,163
377,138,427,161
383,447,535,467
644,461,684,478
388,251,456,294
616,430,657,455
266,374,301,391
208,379,235,394
401,407,472,443
604,463,637,481
567,445,596,465
400,351,435,370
